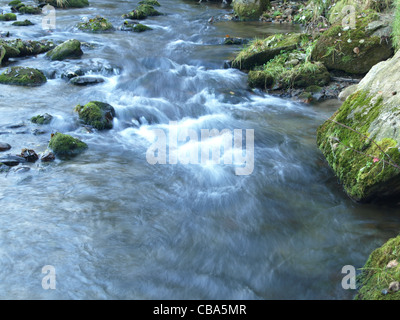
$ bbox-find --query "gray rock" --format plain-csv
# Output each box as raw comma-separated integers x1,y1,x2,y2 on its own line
70,76,105,86
0,142,11,151
0,155,27,166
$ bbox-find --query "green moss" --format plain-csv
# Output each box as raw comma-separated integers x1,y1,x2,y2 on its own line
31,113,53,125
0,67,47,86
122,4,162,20
48,132,88,158
356,234,400,300
311,12,393,74
133,23,152,32
317,90,400,202
8,0,21,7
18,6,42,14
138,0,160,6
75,101,115,130
77,17,114,32
44,0,89,8
0,13,17,21
46,39,83,61
12,19,34,26
232,33,309,70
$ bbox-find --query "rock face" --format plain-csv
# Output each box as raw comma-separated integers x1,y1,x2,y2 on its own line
0,67,47,86
75,101,115,130
232,33,307,70
48,133,88,158
46,39,83,61
356,235,400,300
317,48,400,202
311,12,393,75
232,0,270,20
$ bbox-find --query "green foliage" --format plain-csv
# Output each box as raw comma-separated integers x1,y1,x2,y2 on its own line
393,0,400,50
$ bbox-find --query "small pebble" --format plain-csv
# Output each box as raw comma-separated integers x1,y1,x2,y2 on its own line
389,281,400,292
381,289,388,295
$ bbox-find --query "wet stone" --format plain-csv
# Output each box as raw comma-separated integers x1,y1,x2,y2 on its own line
0,142,11,151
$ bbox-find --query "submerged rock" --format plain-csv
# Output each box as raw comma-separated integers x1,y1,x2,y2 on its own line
46,39,83,61
0,143,11,152
69,75,104,86
75,101,115,130
0,155,27,166
48,133,88,158
12,19,34,26
120,21,152,32
0,67,47,86
40,150,55,162
31,113,53,125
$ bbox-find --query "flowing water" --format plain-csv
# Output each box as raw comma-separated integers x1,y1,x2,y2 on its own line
0,0,400,300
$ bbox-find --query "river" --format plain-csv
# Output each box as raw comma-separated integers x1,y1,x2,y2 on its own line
0,0,400,300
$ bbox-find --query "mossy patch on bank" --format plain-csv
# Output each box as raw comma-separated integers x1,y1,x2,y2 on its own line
356,234,400,300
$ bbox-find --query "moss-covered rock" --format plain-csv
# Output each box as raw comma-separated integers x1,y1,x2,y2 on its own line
48,132,88,158
0,67,47,86
356,235,400,300
232,0,270,20
138,0,161,6
311,12,393,75
317,46,400,202
77,16,114,32
43,0,89,8
18,5,42,14
75,101,116,130
31,113,53,125
120,21,152,32
0,39,55,65
8,0,22,7
46,39,83,61
0,13,17,21
232,33,308,70
122,4,162,20
248,51,330,90
12,19,34,26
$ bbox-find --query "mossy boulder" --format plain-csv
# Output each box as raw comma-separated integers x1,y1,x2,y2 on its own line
232,33,308,70
311,12,393,75
43,0,89,8
0,39,55,64
46,39,83,61
48,133,88,158
31,113,53,125
12,19,34,26
122,4,162,20
0,67,47,86
138,0,160,6
0,13,17,21
18,5,42,14
75,101,116,130
8,0,22,6
356,235,400,300
77,17,114,32
120,21,152,32
232,0,270,21
317,48,400,202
